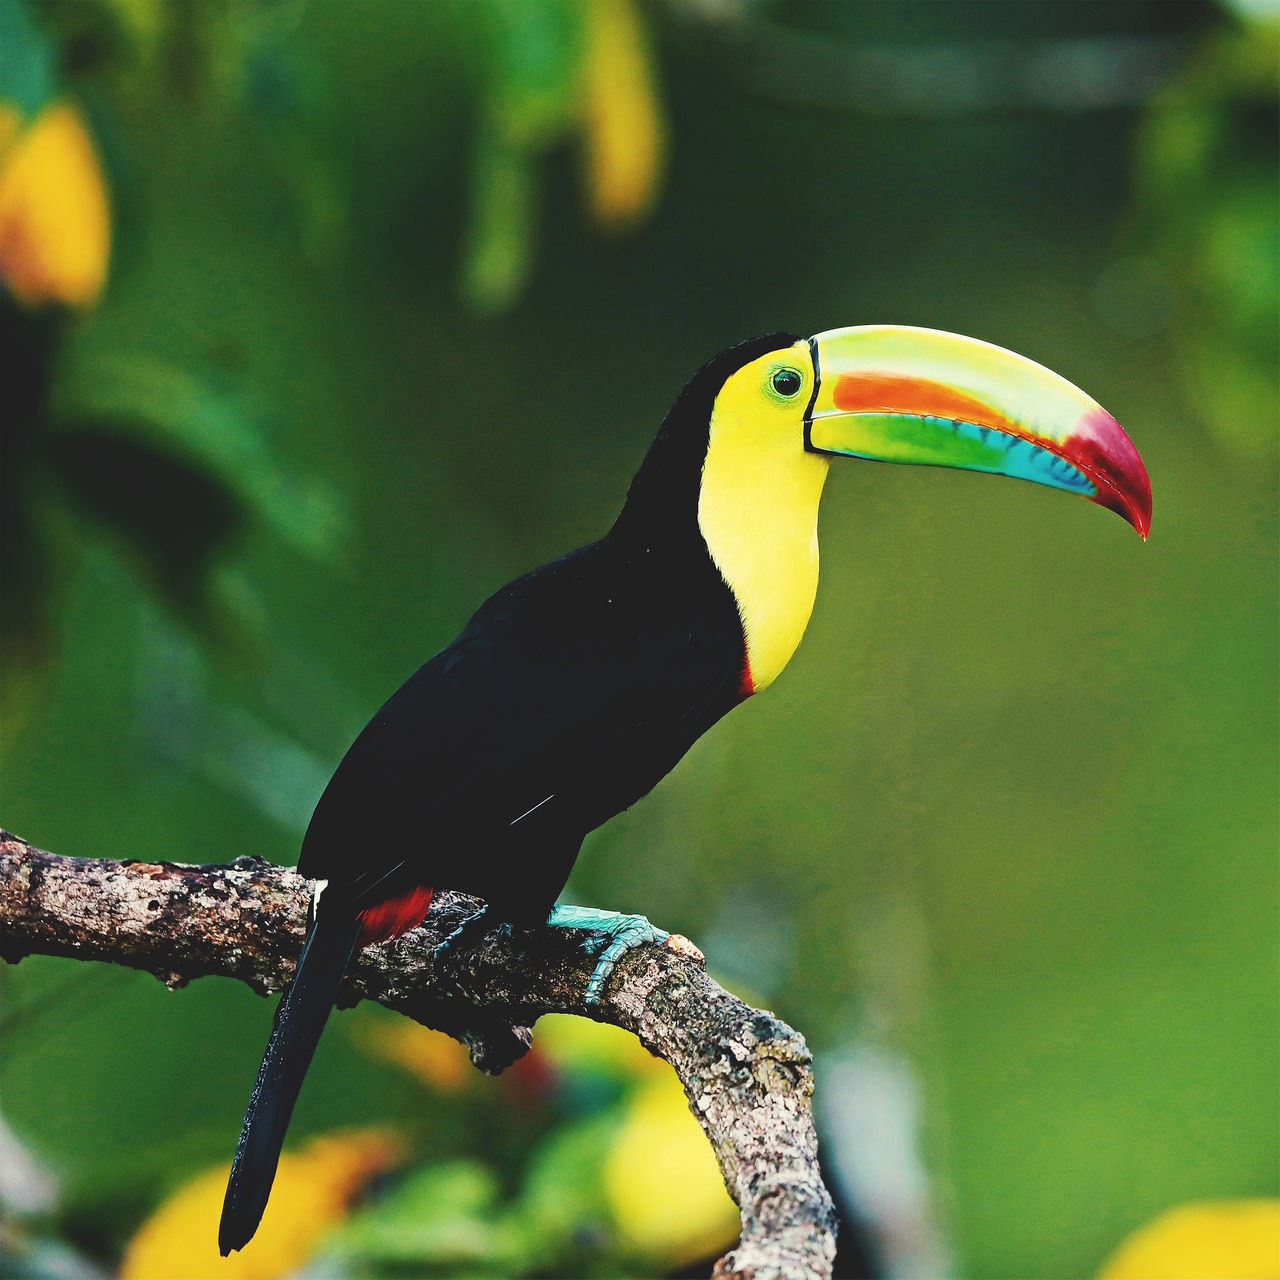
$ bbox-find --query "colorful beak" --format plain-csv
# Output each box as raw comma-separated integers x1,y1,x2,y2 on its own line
806,325,1152,537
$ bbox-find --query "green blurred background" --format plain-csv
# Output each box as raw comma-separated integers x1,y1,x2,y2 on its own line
2,1,1276,1277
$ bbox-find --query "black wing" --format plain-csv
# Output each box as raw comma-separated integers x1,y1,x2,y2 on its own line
298,539,744,915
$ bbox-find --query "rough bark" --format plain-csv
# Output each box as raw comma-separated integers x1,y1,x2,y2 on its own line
0,830,836,1279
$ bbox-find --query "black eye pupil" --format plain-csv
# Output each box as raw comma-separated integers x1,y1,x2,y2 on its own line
772,369,802,397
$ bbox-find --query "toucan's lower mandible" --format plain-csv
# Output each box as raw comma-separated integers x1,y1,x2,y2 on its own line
218,325,1151,1256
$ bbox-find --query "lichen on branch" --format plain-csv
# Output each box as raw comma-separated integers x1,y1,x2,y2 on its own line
0,830,836,1280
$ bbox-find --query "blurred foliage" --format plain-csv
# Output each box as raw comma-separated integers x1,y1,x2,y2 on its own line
0,0,345,696
335,1017,736,1278
1129,10,1279,457
463,0,665,311
110,1017,736,1279
1,0,1276,1278
120,1128,403,1280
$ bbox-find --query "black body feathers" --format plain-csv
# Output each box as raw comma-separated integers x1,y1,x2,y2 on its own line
220,332,800,1252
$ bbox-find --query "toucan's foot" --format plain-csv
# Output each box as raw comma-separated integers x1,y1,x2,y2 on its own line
545,904,670,1006
435,904,670,1006
433,904,494,965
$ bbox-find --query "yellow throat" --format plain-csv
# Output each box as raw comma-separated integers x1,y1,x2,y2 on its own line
696,343,830,692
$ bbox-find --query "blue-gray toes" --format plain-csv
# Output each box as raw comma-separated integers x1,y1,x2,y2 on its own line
545,904,670,1006
432,904,492,964
434,904,671,1007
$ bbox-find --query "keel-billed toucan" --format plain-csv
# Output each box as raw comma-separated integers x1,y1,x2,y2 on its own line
219,325,1151,1253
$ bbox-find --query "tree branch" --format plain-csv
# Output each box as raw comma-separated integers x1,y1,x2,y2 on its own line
0,830,836,1279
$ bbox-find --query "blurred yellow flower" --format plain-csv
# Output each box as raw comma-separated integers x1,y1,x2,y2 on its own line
0,100,110,308
1098,1199,1280,1280
604,1069,739,1266
120,1128,402,1280
581,0,664,227
361,1018,472,1093
537,1010,667,1079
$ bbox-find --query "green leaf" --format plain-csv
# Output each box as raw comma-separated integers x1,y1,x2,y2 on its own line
333,1161,530,1274
460,132,537,314
482,0,583,147
0,0,58,118
511,1110,618,1261
53,354,349,562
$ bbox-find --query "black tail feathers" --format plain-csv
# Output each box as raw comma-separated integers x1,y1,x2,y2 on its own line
218,902,361,1255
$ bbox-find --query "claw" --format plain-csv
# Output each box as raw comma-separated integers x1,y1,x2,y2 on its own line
546,904,670,1006
432,903,493,965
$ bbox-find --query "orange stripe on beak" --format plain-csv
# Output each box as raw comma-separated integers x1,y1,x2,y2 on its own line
831,372,1022,435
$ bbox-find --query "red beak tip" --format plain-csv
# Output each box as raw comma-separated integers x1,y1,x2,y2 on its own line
1075,407,1151,541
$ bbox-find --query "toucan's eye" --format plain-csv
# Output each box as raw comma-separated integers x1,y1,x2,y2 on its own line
770,367,803,399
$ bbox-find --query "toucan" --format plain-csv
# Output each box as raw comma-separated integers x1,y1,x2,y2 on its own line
218,325,1151,1254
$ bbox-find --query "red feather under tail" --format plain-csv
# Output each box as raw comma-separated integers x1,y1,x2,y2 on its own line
356,885,435,945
